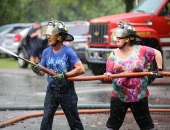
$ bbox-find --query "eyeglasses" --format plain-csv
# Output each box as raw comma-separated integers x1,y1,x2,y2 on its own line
116,37,125,39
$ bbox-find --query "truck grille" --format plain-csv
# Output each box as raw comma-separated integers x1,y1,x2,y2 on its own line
89,24,108,43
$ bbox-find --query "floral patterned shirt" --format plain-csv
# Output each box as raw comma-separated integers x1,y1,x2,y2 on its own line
106,45,155,102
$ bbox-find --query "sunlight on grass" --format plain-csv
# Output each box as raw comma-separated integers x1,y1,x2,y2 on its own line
0,58,19,68
0,57,87,69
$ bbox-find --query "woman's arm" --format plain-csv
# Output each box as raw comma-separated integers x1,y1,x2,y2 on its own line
65,61,85,78
154,49,163,69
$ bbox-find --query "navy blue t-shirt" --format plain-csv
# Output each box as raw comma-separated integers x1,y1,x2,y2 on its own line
28,27,42,48
40,45,80,87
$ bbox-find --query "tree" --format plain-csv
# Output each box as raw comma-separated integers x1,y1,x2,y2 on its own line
0,0,136,26
125,0,135,12
0,0,22,25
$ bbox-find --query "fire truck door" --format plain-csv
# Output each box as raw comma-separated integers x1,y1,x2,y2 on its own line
154,1,170,37
155,2,170,71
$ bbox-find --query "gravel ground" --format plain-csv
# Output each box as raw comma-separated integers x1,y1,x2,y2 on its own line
0,110,170,130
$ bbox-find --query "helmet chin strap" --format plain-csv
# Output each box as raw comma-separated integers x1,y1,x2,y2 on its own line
119,42,127,49
119,38,129,49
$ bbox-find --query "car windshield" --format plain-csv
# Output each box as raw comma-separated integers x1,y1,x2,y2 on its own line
67,25,88,36
131,0,164,14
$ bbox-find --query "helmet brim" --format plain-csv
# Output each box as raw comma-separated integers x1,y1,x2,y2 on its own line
132,34,142,42
64,33,74,41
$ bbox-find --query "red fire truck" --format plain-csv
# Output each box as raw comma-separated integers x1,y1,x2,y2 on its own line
85,0,170,84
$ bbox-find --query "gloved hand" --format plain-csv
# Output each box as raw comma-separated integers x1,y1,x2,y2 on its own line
52,72,67,81
152,68,163,78
31,63,43,74
103,72,113,82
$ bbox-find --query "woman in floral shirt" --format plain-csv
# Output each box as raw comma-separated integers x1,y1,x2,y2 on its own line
104,21,163,130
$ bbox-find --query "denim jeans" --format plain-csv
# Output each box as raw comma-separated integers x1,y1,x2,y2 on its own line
106,97,154,130
40,84,84,130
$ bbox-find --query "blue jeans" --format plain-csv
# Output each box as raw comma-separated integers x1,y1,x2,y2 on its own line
40,84,84,130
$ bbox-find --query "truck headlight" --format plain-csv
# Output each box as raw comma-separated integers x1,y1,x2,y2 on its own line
146,20,152,26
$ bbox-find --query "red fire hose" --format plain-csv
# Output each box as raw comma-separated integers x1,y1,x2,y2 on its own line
66,71,170,81
0,108,170,128
41,65,170,81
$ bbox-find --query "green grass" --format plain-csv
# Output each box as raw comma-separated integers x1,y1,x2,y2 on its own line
0,57,19,68
0,57,87,69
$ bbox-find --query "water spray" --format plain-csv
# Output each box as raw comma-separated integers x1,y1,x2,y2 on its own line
0,46,56,76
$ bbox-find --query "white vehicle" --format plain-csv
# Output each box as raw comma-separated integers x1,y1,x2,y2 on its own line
63,21,89,63
1,23,33,56
0,23,31,54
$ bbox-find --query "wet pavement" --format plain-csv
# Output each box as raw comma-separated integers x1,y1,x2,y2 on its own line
0,68,170,130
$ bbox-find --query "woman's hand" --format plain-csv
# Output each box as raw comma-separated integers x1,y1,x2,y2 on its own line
103,72,113,82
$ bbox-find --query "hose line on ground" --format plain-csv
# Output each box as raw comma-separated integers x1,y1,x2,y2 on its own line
0,108,170,128
0,104,170,110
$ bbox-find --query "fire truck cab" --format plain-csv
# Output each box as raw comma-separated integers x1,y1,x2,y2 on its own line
85,0,170,84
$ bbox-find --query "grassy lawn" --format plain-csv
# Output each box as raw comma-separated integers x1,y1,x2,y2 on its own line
0,57,20,68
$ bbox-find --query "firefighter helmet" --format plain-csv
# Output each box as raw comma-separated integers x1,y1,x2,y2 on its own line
111,21,142,42
42,18,74,41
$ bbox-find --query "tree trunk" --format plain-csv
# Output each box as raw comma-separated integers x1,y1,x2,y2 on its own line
125,0,135,12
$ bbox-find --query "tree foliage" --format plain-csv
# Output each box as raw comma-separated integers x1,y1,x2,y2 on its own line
0,0,137,26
